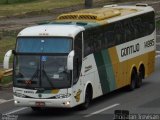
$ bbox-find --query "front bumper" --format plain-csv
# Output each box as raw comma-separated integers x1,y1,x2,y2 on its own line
14,96,73,108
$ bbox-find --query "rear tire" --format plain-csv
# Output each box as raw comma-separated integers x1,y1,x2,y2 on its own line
136,72,142,88
129,70,136,91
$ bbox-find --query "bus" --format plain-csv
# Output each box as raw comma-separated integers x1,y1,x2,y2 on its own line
9,4,156,110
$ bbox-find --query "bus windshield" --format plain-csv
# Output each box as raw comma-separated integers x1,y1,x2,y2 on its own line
16,37,72,53
14,37,72,89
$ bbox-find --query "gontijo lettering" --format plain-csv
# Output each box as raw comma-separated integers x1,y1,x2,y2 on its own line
121,39,155,58
121,43,140,57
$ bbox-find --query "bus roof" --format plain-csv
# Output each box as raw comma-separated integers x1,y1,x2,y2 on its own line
18,5,154,38
18,24,85,38
57,5,154,24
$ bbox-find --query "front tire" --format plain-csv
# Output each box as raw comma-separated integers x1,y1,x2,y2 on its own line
31,107,42,111
80,87,92,110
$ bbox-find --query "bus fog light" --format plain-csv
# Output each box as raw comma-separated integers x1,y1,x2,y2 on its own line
14,100,19,104
64,101,70,106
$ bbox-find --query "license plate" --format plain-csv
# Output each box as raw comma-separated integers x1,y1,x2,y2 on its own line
35,102,45,107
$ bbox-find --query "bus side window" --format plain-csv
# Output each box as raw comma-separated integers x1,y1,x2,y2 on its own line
149,12,155,33
128,19,136,40
143,12,155,35
143,22,150,35
92,28,104,52
114,22,124,44
84,30,94,56
104,24,115,48
124,19,132,42
132,19,139,39
73,56,79,81
134,18,142,38
106,31,115,47
73,33,82,84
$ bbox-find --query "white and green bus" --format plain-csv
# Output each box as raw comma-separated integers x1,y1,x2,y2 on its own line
10,4,155,110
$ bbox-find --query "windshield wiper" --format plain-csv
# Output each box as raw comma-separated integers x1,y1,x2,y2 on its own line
42,70,55,88
31,61,54,88
31,66,40,81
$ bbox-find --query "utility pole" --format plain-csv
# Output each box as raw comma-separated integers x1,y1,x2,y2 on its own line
85,0,93,8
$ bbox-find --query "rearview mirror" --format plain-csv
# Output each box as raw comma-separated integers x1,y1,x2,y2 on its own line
3,50,13,69
67,50,75,70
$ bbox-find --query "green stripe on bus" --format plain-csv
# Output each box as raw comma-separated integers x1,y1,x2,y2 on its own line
94,52,110,94
101,49,116,91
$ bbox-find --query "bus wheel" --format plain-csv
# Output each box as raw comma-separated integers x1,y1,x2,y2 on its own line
129,70,137,91
31,107,42,111
136,72,142,88
80,87,92,110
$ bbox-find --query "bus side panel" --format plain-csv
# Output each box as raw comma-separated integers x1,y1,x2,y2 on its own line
114,33,155,87
108,48,155,89
146,51,155,76
108,47,127,89
93,49,117,95
126,51,155,85
125,53,148,85
81,54,103,99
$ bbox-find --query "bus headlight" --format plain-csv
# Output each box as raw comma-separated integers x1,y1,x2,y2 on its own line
14,92,26,98
55,93,71,99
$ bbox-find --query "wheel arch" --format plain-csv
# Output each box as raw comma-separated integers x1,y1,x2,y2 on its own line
83,82,93,102
130,65,138,79
138,62,145,79
128,65,138,90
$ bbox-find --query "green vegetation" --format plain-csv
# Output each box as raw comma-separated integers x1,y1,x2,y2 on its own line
0,0,83,17
0,76,12,85
0,36,16,63
157,20,160,28
0,0,34,4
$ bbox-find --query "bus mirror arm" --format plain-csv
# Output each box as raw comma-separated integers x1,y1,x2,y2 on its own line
12,50,16,55
67,50,75,70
